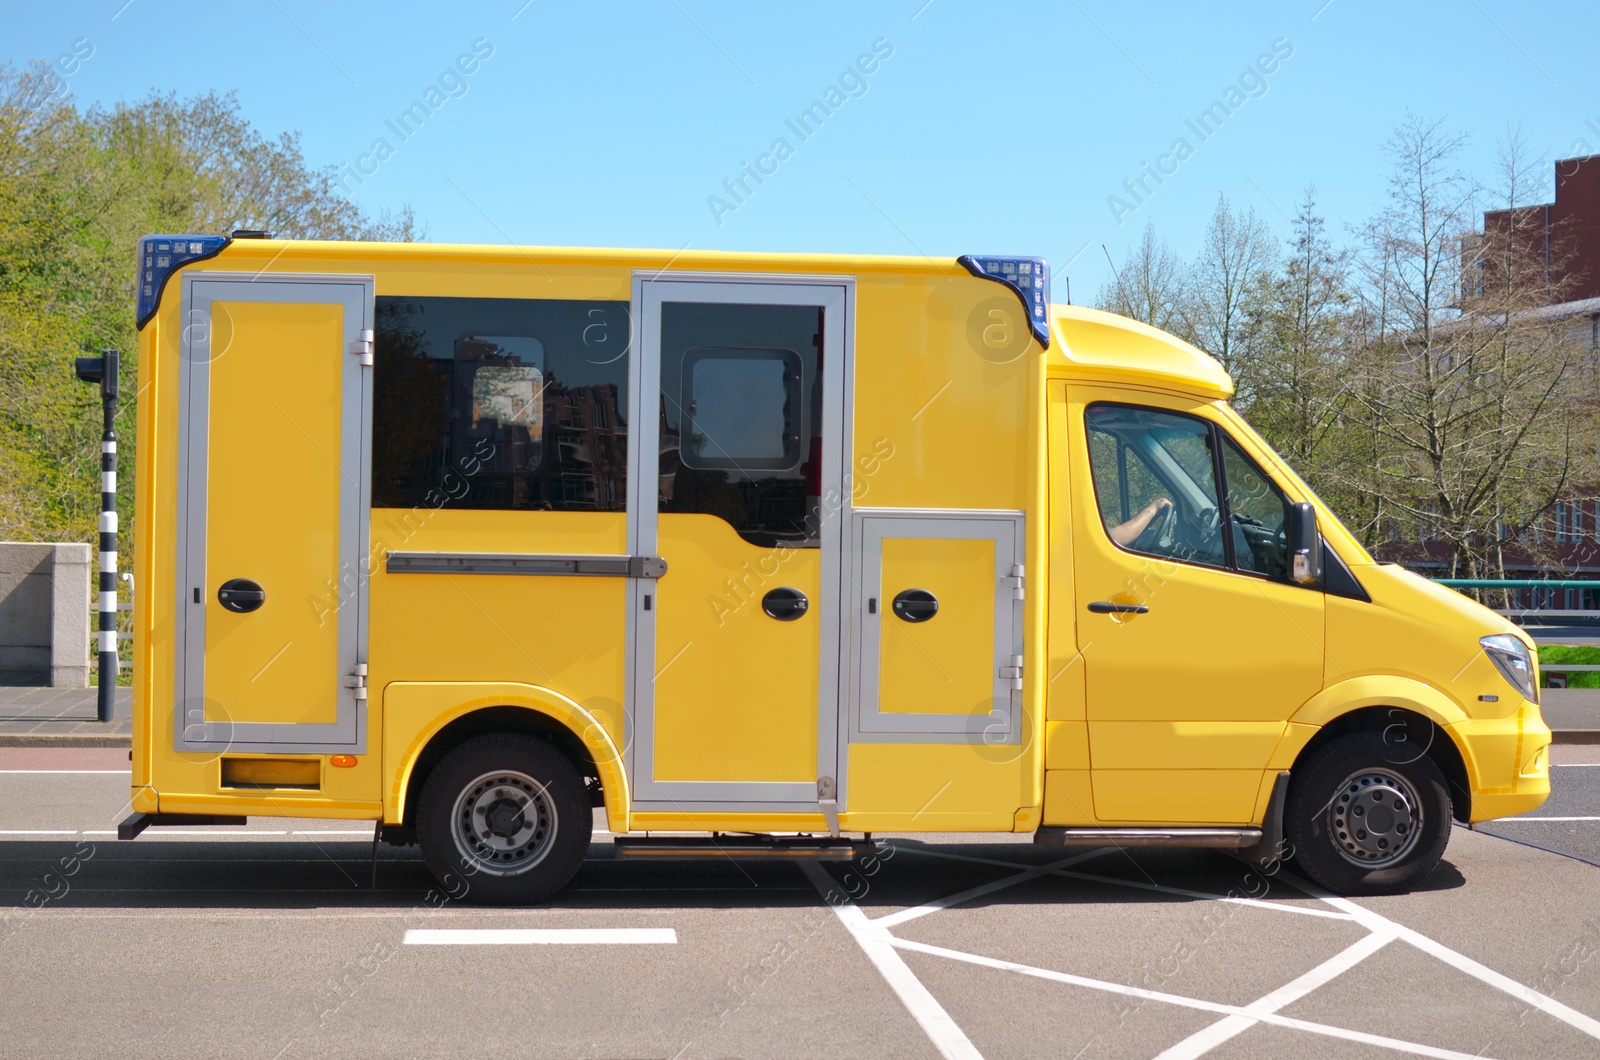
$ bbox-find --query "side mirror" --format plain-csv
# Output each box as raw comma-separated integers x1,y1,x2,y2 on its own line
1287,501,1322,586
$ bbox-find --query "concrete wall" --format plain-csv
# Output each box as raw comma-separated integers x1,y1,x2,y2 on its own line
0,543,90,687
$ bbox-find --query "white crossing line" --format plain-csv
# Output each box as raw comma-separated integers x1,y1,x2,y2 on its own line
891,937,1492,1060
801,862,982,1060
873,849,1109,929
1497,816,1600,822
404,928,676,945
1297,877,1600,1042
903,846,1355,920
1154,929,1397,1059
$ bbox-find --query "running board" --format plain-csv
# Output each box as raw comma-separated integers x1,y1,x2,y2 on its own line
612,835,871,861
1033,826,1262,849
118,812,248,840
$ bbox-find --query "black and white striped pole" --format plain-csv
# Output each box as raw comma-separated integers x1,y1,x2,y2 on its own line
74,349,119,723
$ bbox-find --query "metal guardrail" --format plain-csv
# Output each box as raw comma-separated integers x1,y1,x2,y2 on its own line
1434,579,1600,589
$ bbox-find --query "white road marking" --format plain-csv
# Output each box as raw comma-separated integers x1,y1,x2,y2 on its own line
873,849,1109,929
0,829,78,835
893,938,1490,1060
1496,816,1600,822
291,830,375,835
404,928,676,945
904,846,1355,920
1295,876,1600,1043
1154,929,1397,1059
0,770,129,774
801,862,983,1060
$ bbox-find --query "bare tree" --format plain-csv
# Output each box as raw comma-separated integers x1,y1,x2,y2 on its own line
1241,188,1352,487
1189,195,1275,399
1095,222,1192,337
1348,116,1592,579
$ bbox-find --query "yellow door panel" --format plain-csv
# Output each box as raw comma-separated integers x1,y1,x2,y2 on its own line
1044,720,1090,769
204,301,344,726
1091,769,1262,823
879,536,996,715
1067,386,1323,823
1042,769,1096,825
1089,720,1286,770
653,514,819,783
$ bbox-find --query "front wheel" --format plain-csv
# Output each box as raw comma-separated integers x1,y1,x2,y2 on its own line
418,734,591,904
1285,732,1452,896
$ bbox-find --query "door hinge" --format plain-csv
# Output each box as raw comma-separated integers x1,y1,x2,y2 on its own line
342,662,368,700
817,776,840,838
999,654,1023,690
348,329,375,366
1004,563,1025,600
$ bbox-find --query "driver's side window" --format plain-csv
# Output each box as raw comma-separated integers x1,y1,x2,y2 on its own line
1085,404,1226,567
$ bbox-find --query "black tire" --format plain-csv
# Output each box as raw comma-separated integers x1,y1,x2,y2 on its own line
417,734,591,905
1285,731,1452,896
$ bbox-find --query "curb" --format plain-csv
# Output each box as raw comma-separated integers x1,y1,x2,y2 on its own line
0,734,132,748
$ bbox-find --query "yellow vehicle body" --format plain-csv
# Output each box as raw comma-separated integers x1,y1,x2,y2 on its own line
128,236,1550,874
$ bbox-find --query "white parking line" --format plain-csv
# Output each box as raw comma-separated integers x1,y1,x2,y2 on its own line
892,937,1488,1060
1154,929,1397,1059
1498,816,1600,822
800,862,982,1060
873,849,1109,929
1293,876,1600,1043
404,928,676,945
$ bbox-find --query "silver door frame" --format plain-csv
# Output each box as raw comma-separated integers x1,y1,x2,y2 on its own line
848,509,1026,743
626,273,854,812
174,272,374,753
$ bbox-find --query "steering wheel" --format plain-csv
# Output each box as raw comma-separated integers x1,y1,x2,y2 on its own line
1133,502,1178,552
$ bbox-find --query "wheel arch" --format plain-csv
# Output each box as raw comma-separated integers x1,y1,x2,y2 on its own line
382,682,629,833
1286,693,1473,824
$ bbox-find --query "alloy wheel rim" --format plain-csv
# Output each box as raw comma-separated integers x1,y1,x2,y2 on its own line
450,769,558,877
1327,768,1423,869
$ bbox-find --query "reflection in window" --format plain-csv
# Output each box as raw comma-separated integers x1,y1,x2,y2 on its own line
659,302,824,548
372,297,628,511
681,348,801,470
1085,404,1226,568
1221,436,1291,579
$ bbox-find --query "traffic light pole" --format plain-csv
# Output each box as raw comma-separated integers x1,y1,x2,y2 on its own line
75,349,119,723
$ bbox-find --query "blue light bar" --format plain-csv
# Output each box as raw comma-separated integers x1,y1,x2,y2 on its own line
136,234,229,329
957,255,1051,348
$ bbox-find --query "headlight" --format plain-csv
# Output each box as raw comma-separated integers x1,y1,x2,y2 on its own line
1481,634,1538,703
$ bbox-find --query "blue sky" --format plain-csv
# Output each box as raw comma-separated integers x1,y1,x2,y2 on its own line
8,1,1598,296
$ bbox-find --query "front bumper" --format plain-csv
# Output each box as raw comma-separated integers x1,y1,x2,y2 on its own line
1448,703,1552,824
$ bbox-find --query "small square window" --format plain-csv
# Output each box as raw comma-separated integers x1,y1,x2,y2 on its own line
679,346,802,471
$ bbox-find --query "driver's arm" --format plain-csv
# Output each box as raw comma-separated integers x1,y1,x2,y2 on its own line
1110,497,1172,546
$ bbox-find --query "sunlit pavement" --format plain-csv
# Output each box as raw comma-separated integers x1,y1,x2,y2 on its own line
2,748,1599,1059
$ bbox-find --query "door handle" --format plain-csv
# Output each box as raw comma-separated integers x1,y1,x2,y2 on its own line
218,578,266,613
1087,601,1148,615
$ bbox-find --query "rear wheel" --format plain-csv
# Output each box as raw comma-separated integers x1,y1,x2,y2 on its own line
1285,732,1452,896
418,734,591,904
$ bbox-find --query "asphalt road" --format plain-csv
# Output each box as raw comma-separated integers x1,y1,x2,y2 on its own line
3,748,1599,1059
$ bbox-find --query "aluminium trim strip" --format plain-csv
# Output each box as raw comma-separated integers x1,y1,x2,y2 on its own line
385,552,666,578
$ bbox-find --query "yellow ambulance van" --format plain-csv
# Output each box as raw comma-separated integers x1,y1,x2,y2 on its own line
121,233,1551,901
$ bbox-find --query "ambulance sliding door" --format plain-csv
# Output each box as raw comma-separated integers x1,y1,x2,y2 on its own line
173,274,374,753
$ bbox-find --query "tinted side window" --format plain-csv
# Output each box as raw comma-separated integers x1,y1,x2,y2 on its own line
372,297,629,511
1221,435,1292,579
1084,404,1227,568
659,302,823,548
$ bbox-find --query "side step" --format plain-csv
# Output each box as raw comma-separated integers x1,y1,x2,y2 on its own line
118,812,248,840
1034,826,1262,849
612,834,871,861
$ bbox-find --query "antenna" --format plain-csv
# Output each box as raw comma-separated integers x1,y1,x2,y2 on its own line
1102,244,1135,318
